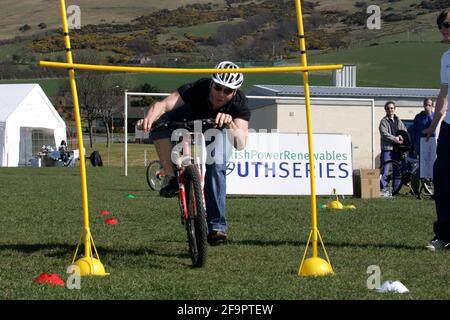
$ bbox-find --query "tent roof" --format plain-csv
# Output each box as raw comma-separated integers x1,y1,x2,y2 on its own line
0,84,40,122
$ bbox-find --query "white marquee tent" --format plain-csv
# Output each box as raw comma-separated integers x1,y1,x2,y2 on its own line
0,84,66,167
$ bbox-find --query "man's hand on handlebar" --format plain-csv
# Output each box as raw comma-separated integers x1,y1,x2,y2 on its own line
136,118,153,132
215,113,232,128
136,115,234,132
137,118,219,132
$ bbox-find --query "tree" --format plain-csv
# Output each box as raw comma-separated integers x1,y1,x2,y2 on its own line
95,79,129,147
62,73,130,148
58,52,129,148
130,83,161,107
77,73,105,148
59,72,102,148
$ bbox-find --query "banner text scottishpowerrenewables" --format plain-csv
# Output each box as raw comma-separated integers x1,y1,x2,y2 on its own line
226,133,353,195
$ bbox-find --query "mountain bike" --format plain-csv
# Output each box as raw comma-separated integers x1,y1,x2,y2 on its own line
151,119,213,267
380,154,434,199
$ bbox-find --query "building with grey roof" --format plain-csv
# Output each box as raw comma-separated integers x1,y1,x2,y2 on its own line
246,70,440,170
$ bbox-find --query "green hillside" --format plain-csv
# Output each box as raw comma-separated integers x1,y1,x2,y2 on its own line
2,0,450,94
3,40,448,98
310,42,449,88
0,0,225,40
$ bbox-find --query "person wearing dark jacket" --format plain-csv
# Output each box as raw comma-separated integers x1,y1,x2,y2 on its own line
379,101,407,195
413,98,435,157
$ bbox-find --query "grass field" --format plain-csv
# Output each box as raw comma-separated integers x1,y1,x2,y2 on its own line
83,141,158,168
0,165,449,300
309,41,448,88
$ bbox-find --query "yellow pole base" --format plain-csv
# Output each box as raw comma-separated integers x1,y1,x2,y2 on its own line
299,257,333,277
74,257,109,276
327,200,344,209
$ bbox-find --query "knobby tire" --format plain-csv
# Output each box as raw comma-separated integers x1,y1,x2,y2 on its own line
184,165,208,268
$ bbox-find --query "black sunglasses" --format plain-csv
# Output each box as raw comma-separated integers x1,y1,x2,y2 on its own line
213,84,235,95
441,21,450,29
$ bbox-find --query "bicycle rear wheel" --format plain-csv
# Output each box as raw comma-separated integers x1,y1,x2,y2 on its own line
146,160,164,191
380,160,403,196
183,165,208,268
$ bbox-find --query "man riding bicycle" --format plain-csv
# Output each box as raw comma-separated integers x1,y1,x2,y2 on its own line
137,61,251,245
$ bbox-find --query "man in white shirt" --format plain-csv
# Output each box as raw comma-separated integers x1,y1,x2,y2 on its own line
424,10,450,251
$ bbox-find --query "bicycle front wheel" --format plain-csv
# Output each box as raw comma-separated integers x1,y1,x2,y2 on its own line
146,160,164,191
380,160,403,196
183,165,208,268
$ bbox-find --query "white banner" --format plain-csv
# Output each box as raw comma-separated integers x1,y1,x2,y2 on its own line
420,137,437,179
226,132,353,195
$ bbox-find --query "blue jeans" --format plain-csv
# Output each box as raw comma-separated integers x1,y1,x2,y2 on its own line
380,150,401,191
150,104,232,234
204,131,231,233
433,121,450,241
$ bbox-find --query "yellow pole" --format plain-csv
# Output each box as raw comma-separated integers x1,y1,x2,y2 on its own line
295,0,333,276
59,0,107,276
59,0,89,257
295,0,318,258
39,61,343,74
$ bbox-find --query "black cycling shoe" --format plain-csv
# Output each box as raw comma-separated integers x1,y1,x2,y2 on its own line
159,176,179,198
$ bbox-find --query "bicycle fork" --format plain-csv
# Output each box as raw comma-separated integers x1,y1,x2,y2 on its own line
178,174,188,225
177,168,206,225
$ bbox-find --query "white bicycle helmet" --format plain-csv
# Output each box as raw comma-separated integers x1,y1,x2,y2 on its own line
211,61,244,90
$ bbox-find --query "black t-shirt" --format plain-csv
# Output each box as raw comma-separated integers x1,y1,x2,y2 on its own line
177,78,251,121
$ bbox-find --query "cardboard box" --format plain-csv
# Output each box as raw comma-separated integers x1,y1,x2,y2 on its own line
353,169,380,199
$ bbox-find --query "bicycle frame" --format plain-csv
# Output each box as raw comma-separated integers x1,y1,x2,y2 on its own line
380,152,433,198
149,118,212,267
174,131,207,221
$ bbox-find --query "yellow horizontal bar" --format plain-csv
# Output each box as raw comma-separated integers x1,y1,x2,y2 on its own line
39,61,343,74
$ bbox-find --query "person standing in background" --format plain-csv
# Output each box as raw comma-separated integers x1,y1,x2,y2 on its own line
379,101,407,196
413,98,435,157
424,10,450,251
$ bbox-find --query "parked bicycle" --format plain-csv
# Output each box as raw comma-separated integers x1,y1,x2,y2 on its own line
380,153,434,199
150,119,214,267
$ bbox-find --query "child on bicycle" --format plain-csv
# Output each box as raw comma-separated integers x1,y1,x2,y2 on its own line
137,61,251,245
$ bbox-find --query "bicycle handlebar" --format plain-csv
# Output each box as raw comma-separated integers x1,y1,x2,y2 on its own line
151,118,218,131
